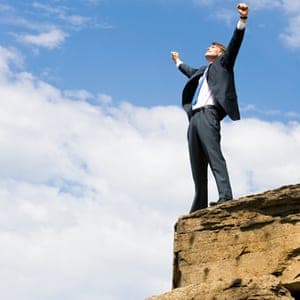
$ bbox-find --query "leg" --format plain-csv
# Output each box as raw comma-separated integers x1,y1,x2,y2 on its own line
197,109,233,201
187,117,209,213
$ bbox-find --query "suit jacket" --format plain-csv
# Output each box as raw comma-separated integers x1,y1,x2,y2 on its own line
179,27,245,121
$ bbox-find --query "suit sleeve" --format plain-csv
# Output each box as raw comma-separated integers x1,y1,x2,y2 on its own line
221,27,245,70
178,63,198,78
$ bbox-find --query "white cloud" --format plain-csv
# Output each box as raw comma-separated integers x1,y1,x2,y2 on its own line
2,17,44,31
0,46,23,75
278,0,300,48
97,93,113,104
32,2,90,27
241,104,300,120
223,119,300,194
0,46,299,300
16,28,67,49
214,8,235,25
32,2,66,16
244,0,300,49
64,89,94,101
192,0,281,9
246,0,281,10
286,111,300,118
282,0,300,13
280,15,300,48
0,2,103,52
189,0,300,49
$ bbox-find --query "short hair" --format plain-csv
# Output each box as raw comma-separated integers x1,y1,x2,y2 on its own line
212,42,226,53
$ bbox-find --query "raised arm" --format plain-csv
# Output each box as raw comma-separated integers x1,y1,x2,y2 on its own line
221,3,249,69
171,51,198,78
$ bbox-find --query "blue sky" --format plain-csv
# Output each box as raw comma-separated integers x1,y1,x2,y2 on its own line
0,0,299,118
0,1,300,300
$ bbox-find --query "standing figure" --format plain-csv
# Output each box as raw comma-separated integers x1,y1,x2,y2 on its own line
171,3,249,213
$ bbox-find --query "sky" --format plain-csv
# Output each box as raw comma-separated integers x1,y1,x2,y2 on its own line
0,1,299,299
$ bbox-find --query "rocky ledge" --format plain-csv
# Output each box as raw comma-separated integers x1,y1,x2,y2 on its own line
147,184,300,300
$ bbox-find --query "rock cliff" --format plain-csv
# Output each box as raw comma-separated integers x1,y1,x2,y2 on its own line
147,184,300,300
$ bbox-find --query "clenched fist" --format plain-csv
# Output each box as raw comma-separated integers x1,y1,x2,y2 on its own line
237,3,249,18
171,51,180,64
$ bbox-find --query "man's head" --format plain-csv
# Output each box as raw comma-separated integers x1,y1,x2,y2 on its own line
205,42,226,62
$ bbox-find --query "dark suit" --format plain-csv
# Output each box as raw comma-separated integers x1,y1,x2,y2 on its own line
178,26,245,213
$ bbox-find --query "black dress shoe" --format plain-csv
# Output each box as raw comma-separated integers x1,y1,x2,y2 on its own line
210,198,231,206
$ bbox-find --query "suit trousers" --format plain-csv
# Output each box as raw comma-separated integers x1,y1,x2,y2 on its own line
187,106,233,213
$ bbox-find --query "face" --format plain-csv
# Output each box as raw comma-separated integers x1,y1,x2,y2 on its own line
205,44,223,61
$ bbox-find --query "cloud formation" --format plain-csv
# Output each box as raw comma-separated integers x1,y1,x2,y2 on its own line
0,42,299,300
32,2,90,27
16,28,67,49
0,2,109,52
191,0,300,49
280,14,300,48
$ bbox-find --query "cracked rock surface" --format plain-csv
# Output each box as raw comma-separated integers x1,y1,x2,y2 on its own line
147,184,300,300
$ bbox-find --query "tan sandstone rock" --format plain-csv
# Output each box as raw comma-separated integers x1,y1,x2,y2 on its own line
147,184,300,300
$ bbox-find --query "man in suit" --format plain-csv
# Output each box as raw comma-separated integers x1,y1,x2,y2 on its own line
171,3,249,213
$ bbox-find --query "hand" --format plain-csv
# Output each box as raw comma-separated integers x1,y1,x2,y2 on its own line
237,3,249,18
171,51,180,64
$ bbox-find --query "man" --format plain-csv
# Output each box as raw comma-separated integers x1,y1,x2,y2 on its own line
171,3,249,213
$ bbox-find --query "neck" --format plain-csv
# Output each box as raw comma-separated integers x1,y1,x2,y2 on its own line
205,56,217,63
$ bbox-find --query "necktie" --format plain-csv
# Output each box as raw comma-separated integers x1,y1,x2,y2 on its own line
192,67,208,105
